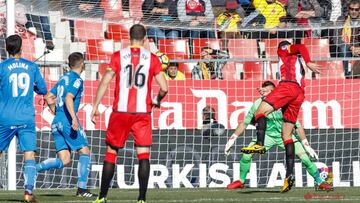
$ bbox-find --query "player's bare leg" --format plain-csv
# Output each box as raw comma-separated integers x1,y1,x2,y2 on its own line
281,122,296,193
94,146,117,203
136,147,150,203
23,152,37,202
241,101,274,154
76,146,96,197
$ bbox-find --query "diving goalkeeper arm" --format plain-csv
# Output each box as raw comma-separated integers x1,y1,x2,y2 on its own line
225,122,248,156
296,125,319,160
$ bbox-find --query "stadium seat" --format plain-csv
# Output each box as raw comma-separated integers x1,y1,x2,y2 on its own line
101,0,123,21
86,39,114,61
302,38,330,59
243,61,264,80
192,39,222,59
22,37,36,61
74,20,104,41
227,39,258,59
221,62,237,80
158,39,190,60
106,23,130,41
178,63,193,79
316,61,345,79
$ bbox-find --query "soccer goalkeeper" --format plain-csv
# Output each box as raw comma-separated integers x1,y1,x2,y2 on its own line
224,81,333,191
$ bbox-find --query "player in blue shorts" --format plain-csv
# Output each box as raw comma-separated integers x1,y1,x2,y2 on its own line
0,35,47,202
36,52,95,198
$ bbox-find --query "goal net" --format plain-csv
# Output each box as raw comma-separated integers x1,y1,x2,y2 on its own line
1,0,359,190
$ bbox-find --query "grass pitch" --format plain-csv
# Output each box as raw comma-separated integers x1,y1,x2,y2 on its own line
0,187,359,203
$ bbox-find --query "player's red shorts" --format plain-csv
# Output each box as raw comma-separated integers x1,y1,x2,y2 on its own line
263,81,305,124
106,112,152,148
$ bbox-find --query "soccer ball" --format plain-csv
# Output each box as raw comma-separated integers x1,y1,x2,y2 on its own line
155,51,169,70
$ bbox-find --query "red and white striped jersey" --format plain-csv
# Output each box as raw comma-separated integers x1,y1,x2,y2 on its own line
109,46,162,113
277,44,311,88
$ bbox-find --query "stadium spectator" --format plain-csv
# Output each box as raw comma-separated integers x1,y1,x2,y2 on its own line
287,0,326,37
334,0,360,77
191,46,228,80
177,0,215,38
201,106,225,137
253,0,287,30
216,1,243,40
61,0,104,42
163,62,186,80
142,0,179,42
21,0,54,50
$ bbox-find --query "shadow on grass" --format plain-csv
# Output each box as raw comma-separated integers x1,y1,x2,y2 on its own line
238,190,281,194
38,194,64,197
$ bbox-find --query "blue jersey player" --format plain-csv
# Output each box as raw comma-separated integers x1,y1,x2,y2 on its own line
36,52,95,198
0,35,47,202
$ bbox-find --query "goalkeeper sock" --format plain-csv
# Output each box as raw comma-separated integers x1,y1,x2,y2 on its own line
300,154,322,184
77,154,91,189
255,114,266,146
239,154,252,183
284,139,295,177
138,159,150,201
36,158,64,172
99,161,115,199
24,160,37,194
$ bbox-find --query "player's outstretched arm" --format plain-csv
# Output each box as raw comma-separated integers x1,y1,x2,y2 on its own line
152,73,168,108
91,69,115,123
225,122,248,156
65,93,79,131
296,124,319,160
34,65,48,95
290,44,321,74
44,92,56,114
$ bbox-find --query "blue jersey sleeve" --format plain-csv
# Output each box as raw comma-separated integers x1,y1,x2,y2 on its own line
67,78,82,97
33,65,47,95
50,82,58,96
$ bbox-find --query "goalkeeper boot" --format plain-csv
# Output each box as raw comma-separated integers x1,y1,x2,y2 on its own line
281,174,295,193
227,180,244,189
137,200,146,203
316,182,334,191
76,188,97,198
241,144,266,154
24,191,37,203
92,197,107,203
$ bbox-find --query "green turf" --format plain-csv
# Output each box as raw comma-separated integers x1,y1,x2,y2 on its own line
0,187,359,203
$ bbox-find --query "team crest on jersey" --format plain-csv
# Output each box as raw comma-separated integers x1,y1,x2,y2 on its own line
73,79,81,89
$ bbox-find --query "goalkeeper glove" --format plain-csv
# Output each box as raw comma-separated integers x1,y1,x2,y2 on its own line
225,134,238,156
302,139,319,160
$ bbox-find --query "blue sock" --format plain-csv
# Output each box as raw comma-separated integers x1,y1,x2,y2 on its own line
36,158,64,172
24,160,37,194
77,154,90,189
314,171,323,184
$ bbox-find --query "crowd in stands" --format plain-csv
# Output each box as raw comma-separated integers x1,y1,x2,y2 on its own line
0,0,359,79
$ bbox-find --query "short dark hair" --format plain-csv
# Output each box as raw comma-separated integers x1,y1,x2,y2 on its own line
350,0,360,6
201,46,212,51
168,62,179,68
6,35,22,55
262,81,276,88
68,52,84,68
278,40,291,49
129,24,146,41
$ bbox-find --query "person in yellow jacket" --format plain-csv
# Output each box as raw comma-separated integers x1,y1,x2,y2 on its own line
253,0,287,29
216,0,242,39
163,62,186,80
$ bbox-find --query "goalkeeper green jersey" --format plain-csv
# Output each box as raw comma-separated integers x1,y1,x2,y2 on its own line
244,98,301,138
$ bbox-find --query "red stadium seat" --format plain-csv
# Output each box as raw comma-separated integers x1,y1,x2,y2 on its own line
227,39,258,59
106,23,130,41
192,39,222,59
158,39,190,60
101,0,123,21
316,61,344,79
86,39,114,61
178,63,193,79
302,38,330,59
221,62,237,80
243,61,264,80
74,20,104,41
22,37,36,61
